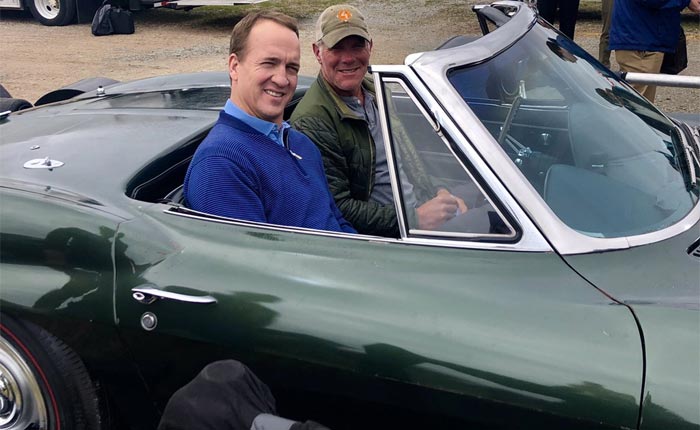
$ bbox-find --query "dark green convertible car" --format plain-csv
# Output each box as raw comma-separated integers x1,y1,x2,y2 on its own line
1,2,699,429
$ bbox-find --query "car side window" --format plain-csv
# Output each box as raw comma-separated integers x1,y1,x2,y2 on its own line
381,79,512,239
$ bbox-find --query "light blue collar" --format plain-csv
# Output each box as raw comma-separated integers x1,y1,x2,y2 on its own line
224,100,289,147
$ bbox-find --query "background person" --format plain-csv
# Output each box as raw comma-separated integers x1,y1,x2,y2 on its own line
609,0,700,102
598,0,613,68
536,0,581,39
183,11,355,234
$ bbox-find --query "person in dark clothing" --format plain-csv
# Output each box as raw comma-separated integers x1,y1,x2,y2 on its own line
536,0,580,39
158,360,330,430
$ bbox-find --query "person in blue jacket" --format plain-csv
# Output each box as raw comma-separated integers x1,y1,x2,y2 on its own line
184,11,355,234
609,0,700,101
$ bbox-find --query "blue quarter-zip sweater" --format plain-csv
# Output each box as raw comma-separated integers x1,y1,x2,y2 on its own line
184,111,356,234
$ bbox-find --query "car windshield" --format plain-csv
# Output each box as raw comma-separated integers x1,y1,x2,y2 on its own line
448,23,699,238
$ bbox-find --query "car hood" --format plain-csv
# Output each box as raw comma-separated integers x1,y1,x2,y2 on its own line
560,217,700,310
668,112,700,128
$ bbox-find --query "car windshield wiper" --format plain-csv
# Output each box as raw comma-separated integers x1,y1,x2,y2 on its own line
673,119,700,189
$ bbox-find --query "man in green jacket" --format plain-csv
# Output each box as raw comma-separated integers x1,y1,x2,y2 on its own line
290,4,466,237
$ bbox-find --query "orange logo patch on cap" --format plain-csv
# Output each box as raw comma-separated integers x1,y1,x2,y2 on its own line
337,9,352,22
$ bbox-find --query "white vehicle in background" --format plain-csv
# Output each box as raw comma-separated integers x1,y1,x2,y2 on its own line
0,0,264,26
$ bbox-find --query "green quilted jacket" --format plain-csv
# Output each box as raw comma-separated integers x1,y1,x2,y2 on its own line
290,74,434,237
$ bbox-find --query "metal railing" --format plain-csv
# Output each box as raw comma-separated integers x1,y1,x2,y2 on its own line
622,72,700,89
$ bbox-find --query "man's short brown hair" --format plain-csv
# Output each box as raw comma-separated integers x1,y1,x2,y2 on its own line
229,11,299,60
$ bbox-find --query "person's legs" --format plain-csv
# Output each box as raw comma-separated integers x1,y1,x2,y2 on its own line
615,50,665,102
598,0,613,67
557,0,580,39
158,360,278,430
158,360,330,430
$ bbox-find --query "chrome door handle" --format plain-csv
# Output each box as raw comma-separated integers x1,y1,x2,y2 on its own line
131,285,217,305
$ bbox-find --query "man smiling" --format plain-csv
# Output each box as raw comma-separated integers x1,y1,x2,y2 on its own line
184,11,355,233
291,5,465,237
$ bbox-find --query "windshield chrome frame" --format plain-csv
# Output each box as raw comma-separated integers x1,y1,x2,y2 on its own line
404,1,700,255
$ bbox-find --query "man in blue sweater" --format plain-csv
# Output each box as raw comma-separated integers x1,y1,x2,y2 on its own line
184,11,355,234
609,0,699,101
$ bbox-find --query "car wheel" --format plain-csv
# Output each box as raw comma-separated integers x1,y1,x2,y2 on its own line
0,316,101,430
27,0,75,26
0,98,33,113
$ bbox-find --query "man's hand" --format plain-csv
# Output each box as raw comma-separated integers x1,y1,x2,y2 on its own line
416,190,466,230
690,0,700,13
437,188,468,214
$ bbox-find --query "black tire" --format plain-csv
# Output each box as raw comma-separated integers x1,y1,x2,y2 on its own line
0,316,101,430
0,98,33,113
27,0,75,26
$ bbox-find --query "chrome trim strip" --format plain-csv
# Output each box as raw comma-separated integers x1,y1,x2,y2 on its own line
162,206,551,252
402,236,551,252
164,206,364,239
408,228,510,240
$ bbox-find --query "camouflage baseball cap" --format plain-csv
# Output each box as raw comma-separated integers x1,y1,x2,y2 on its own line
315,4,371,47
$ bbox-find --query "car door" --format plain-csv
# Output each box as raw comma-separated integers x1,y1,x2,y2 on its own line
113,70,645,429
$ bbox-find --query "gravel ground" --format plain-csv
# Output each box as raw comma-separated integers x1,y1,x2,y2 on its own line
0,0,698,114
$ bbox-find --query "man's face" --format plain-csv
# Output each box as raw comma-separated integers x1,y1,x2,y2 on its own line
229,19,300,125
314,35,372,98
